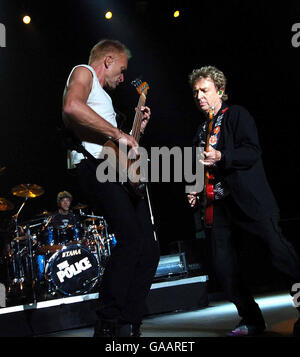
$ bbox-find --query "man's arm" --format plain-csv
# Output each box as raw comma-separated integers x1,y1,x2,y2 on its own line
63,66,138,152
201,106,261,170
63,66,121,140
219,106,261,170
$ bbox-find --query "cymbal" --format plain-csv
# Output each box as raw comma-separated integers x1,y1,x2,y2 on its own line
37,210,52,217
0,198,14,211
84,218,98,222
11,184,44,198
0,166,6,175
73,203,88,210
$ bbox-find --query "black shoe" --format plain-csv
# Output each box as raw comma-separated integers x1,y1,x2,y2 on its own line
131,323,141,337
93,320,141,337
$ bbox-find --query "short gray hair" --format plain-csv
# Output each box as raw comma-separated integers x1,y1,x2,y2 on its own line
88,39,132,65
188,65,228,101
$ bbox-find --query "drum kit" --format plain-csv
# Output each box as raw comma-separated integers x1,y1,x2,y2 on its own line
0,179,117,305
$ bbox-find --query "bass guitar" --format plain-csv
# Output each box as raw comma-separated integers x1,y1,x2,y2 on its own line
103,79,150,197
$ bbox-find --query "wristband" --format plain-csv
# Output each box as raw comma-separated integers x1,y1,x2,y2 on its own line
113,129,124,142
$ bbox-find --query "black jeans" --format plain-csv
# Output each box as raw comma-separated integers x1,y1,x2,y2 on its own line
77,159,160,325
209,195,300,324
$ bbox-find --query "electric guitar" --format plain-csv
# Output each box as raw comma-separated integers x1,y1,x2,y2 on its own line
103,79,149,197
203,107,215,227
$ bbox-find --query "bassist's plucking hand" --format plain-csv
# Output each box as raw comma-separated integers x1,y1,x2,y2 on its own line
139,106,151,134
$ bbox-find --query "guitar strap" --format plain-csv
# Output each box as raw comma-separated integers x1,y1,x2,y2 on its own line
57,125,100,167
207,106,229,149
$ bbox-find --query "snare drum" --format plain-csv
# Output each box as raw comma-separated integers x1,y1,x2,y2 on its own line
45,245,100,296
37,225,82,254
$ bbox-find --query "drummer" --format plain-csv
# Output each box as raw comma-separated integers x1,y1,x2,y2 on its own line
51,191,79,228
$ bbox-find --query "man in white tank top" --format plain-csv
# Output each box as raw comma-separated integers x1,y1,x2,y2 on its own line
62,39,160,337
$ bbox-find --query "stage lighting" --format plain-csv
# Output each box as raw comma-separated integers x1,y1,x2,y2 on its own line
105,11,112,20
173,10,180,18
23,15,31,24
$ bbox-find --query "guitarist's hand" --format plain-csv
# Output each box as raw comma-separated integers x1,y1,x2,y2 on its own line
200,146,222,166
187,192,198,208
118,132,139,156
139,106,151,133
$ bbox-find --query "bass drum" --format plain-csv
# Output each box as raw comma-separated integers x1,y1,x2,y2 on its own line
45,245,100,296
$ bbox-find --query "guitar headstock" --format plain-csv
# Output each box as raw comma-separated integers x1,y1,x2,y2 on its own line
131,78,149,96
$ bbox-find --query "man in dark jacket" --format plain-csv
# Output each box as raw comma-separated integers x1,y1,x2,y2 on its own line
187,65,300,337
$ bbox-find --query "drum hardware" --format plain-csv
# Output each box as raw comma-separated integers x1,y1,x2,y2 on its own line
86,226,105,265
7,197,29,294
11,235,27,242
4,198,118,303
25,222,43,229
25,227,37,303
20,217,45,227
7,184,44,304
90,224,104,231
84,218,100,223
84,214,104,220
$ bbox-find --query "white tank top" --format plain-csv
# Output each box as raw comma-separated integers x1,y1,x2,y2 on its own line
65,64,117,168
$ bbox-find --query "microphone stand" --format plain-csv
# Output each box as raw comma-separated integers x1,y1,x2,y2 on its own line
25,226,37,304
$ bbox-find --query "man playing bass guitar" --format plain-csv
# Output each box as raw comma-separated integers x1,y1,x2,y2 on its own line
62,39,160,337
187,65,300,337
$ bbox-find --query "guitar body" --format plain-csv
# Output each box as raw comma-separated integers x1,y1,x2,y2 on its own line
204,172,214,227
103,139,146,198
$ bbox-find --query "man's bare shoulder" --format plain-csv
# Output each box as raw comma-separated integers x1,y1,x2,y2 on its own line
69,65,93,84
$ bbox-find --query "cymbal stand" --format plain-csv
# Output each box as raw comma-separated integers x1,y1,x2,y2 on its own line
10,197,29,292
91,224,106,265
12,196,28,232
25,227,37,304
103,219,111,256
78,209,88,239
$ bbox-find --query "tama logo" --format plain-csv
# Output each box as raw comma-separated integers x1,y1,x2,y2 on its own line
62,249,81,258
56,257,92,283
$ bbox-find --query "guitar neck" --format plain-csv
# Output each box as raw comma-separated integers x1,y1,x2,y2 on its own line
131,93,146,143
205,107,214,151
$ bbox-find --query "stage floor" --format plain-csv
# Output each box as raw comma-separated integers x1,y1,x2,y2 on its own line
36,291,298,338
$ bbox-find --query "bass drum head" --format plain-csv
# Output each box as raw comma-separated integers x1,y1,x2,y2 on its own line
45,245,100,296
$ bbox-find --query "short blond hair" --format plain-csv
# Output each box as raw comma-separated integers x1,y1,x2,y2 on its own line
188,65,228,101
88,39,132,65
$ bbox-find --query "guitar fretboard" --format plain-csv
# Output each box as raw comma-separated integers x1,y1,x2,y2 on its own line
131,93,146,143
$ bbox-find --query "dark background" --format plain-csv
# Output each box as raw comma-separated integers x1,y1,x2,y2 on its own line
1,0,300,288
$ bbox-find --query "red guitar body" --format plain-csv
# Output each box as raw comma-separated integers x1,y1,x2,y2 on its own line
205,173,214,227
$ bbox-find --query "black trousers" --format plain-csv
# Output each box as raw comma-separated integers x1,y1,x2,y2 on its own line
77,159,160,325
208,195,300,324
